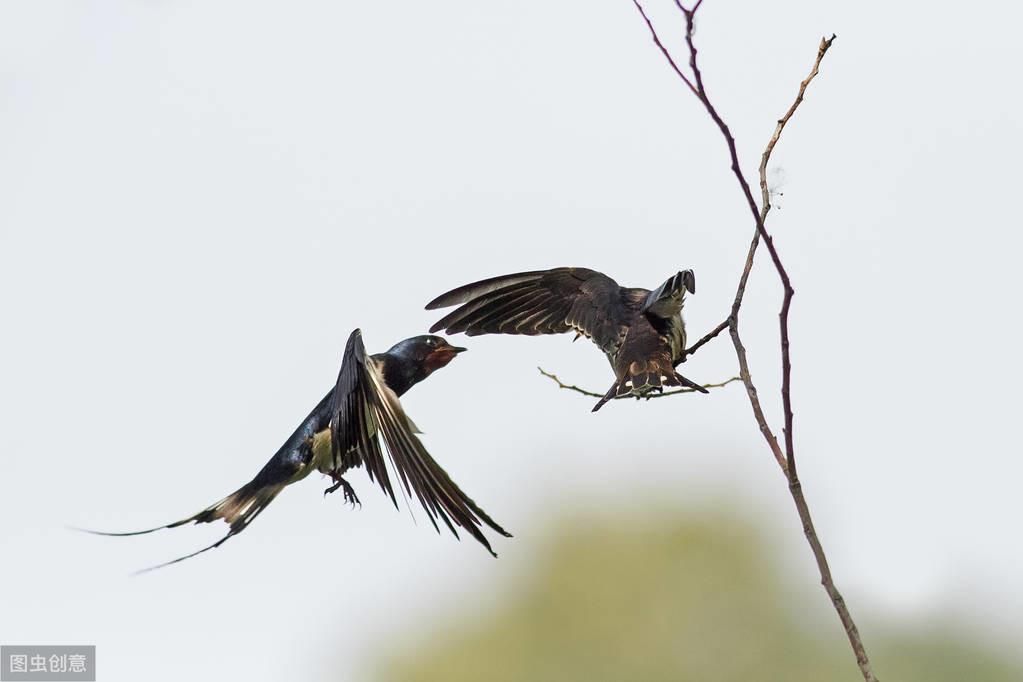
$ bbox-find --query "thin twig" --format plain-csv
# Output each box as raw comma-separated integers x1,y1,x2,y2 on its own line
679,319,729,363
728,226,785,470
538,367,739,400
746,36,880,682
631,4,877,681
724,33,840,472
630,0,697,96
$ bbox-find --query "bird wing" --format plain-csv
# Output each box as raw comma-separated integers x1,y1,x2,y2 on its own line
329,329,510,556
641,269,695,319
425,267,629,356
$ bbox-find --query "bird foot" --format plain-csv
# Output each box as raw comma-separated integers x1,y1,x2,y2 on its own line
324,473,361,508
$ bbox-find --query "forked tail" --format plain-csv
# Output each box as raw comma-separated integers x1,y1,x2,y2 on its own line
74,476,289,573
74,389,333,572
591,364,708,412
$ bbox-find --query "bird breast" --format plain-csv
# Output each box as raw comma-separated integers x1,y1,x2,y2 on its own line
309,428,335,475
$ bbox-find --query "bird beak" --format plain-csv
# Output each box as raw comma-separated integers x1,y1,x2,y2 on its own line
426,342,467,369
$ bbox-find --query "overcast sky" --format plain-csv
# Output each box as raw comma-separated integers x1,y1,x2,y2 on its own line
2,1,1021,680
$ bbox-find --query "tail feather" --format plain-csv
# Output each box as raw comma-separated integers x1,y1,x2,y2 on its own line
591,382,620,412
75,478,288,573
131,482,286,574
191,480,287,534
588,359,708,411
77,389,333,571
671,370,709,394
624,357,679,395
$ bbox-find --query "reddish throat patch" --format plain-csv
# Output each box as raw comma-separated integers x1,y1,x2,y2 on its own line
424,348,458,371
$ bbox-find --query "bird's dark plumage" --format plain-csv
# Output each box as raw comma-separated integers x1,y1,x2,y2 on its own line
328,330,509,554
81,329,509,571
426,267,706,411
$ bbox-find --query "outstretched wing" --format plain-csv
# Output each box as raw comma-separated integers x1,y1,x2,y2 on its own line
329,329,510,556
426,267,629,355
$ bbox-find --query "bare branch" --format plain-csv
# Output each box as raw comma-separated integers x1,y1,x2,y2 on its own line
729,228,786,471
725,34,835,470
741,35,882,682
759,36,836,221
628,5,877,681
631,0,697,95
538,367,739,400
679,319,729,363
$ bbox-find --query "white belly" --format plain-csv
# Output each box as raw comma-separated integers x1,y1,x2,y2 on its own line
305,424,381,478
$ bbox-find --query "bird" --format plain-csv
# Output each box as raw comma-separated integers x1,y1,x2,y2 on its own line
426,267,707,412
82,329,510,571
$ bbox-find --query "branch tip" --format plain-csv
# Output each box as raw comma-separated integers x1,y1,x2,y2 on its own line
626,9,875,681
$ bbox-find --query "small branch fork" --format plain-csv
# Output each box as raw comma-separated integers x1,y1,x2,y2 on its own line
538,367,740,400
539,3,875,680
639,4,875,679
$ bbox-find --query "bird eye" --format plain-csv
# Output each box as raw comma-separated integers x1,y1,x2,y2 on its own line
427,338,437,347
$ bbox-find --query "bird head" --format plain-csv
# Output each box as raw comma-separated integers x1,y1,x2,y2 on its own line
387,335,467,380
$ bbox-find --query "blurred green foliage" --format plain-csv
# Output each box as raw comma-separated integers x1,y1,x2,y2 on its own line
377,510,1020,681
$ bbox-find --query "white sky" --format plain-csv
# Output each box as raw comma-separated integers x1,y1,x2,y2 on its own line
1,1,1021,680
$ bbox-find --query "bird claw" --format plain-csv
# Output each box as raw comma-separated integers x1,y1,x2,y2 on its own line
324,473,361,509
343,484,361,509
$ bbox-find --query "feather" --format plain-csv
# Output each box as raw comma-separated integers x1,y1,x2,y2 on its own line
329,330,510,555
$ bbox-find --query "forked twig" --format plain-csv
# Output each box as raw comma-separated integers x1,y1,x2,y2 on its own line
538,367,739,400
625,4,877,680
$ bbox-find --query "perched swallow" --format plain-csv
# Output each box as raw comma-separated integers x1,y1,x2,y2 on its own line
426,268,706,411
84,330,510,571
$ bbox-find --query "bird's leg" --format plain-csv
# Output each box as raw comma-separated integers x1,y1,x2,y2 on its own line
324,470,361,508
644,386,664,401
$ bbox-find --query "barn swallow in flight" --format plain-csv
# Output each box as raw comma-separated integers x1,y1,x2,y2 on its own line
427,268,706,411
83,330,510,571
